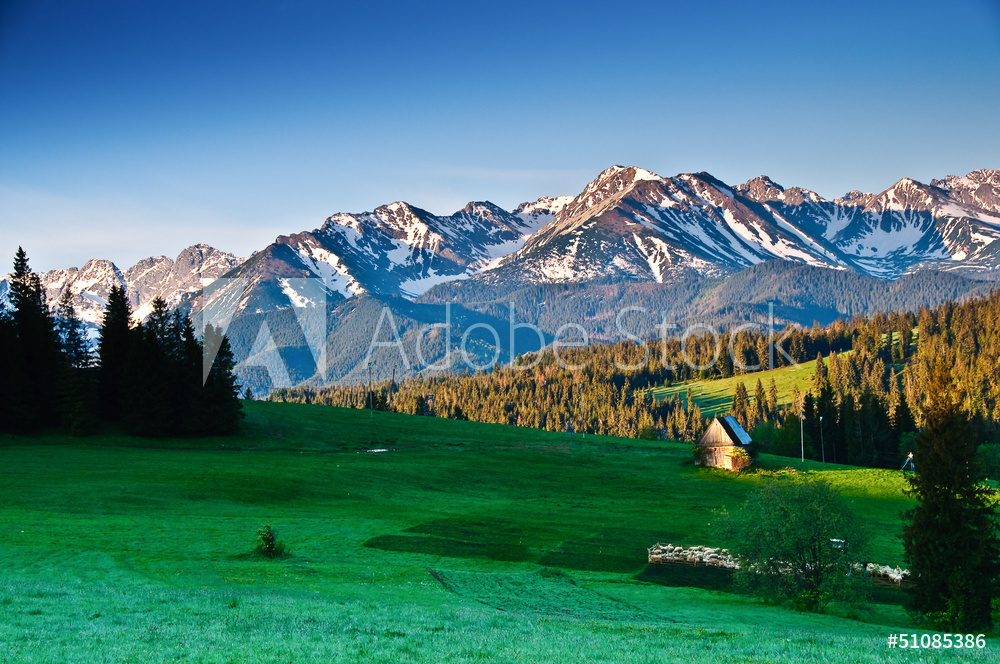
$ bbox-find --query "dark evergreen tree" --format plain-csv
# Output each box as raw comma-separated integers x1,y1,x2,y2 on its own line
97,284,133,420
766,377,779,419
0,305,17,432
6,247,59,431
730,382,750,430
202,323,244,435
902,362,1000,631
812,351,827,389
121,298,172,436
753,378,767,426
54,289,97,435
56,289,90,369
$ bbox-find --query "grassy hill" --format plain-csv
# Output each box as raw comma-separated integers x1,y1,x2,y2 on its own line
0,401,991,662
650,358,823,417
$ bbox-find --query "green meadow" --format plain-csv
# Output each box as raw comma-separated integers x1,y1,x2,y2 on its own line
650,358,823,417
0,401,993,662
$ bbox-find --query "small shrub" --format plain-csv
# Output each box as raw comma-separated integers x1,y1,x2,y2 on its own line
730,447,752,470
255,524,289,559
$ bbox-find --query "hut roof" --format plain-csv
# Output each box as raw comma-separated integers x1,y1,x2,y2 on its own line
698,416,753,447
719,416,752,445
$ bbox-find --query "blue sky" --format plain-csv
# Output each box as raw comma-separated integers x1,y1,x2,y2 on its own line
2,0,999,271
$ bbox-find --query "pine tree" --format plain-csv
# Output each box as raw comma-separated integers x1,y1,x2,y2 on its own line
754,378,768,424
171,312,204,435
54,289,96,435
755,335,770,371
812,352,827,390
7,247,59,431
731,382,750,429
56,289,90,369
0,305,18,432
203,323,244,435
902,362,1000,631
97,284,133,420
767,377,778,419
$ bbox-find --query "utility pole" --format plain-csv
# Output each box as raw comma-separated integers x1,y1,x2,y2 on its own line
800,412,804,463
820,415,825,463
368,364,373,420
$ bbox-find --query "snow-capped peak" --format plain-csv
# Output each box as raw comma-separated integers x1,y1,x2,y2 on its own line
515,195,574,217
737,175,786,202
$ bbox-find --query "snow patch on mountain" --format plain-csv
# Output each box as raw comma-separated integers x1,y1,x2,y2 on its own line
399,270,469,298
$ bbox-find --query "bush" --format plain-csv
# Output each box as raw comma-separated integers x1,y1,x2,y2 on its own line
724,478,872,611
729,446,752,470
255,524,289,559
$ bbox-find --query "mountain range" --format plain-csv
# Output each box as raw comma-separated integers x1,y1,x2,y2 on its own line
189,166,1000,314
0,244,242,331
4,165,998,391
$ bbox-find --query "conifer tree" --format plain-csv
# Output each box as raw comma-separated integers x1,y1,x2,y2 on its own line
97,284,133,420
754,378,768,424
767,377,779,418
7,247,58,431
812,351,827,390
903,362,1000,631
56,289,90,369
54,289,96,435
203,323,244,434
0,305,17,432
731,382,750,429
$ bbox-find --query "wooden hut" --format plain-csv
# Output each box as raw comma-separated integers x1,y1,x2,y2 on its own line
696,416,753,470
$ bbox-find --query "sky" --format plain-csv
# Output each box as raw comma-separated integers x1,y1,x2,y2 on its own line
1,0,999,272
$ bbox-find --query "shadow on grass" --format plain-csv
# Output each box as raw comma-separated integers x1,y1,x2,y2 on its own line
539,528,683,574
637,563,912,610
366,518,535,562
364,534,533,562
635,563,736,592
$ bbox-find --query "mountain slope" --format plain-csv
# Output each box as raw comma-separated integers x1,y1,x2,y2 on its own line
184,164,1000,334
251,199,556,304
478,166,1000,285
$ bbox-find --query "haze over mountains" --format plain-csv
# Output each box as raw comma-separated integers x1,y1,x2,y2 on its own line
4,165,999,391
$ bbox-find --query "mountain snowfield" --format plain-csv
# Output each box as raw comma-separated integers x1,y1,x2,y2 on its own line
487,166,1000,285
3,165,999,323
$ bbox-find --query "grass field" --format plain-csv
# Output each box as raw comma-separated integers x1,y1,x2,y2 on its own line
650,358,823,417
0,401,994,662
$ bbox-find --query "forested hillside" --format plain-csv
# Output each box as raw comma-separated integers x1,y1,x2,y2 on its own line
273,288,1000,471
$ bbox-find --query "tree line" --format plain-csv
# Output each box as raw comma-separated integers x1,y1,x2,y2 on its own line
0,247,242,437
272,288,1000,476
269,317,852,442
731,293,1000,472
